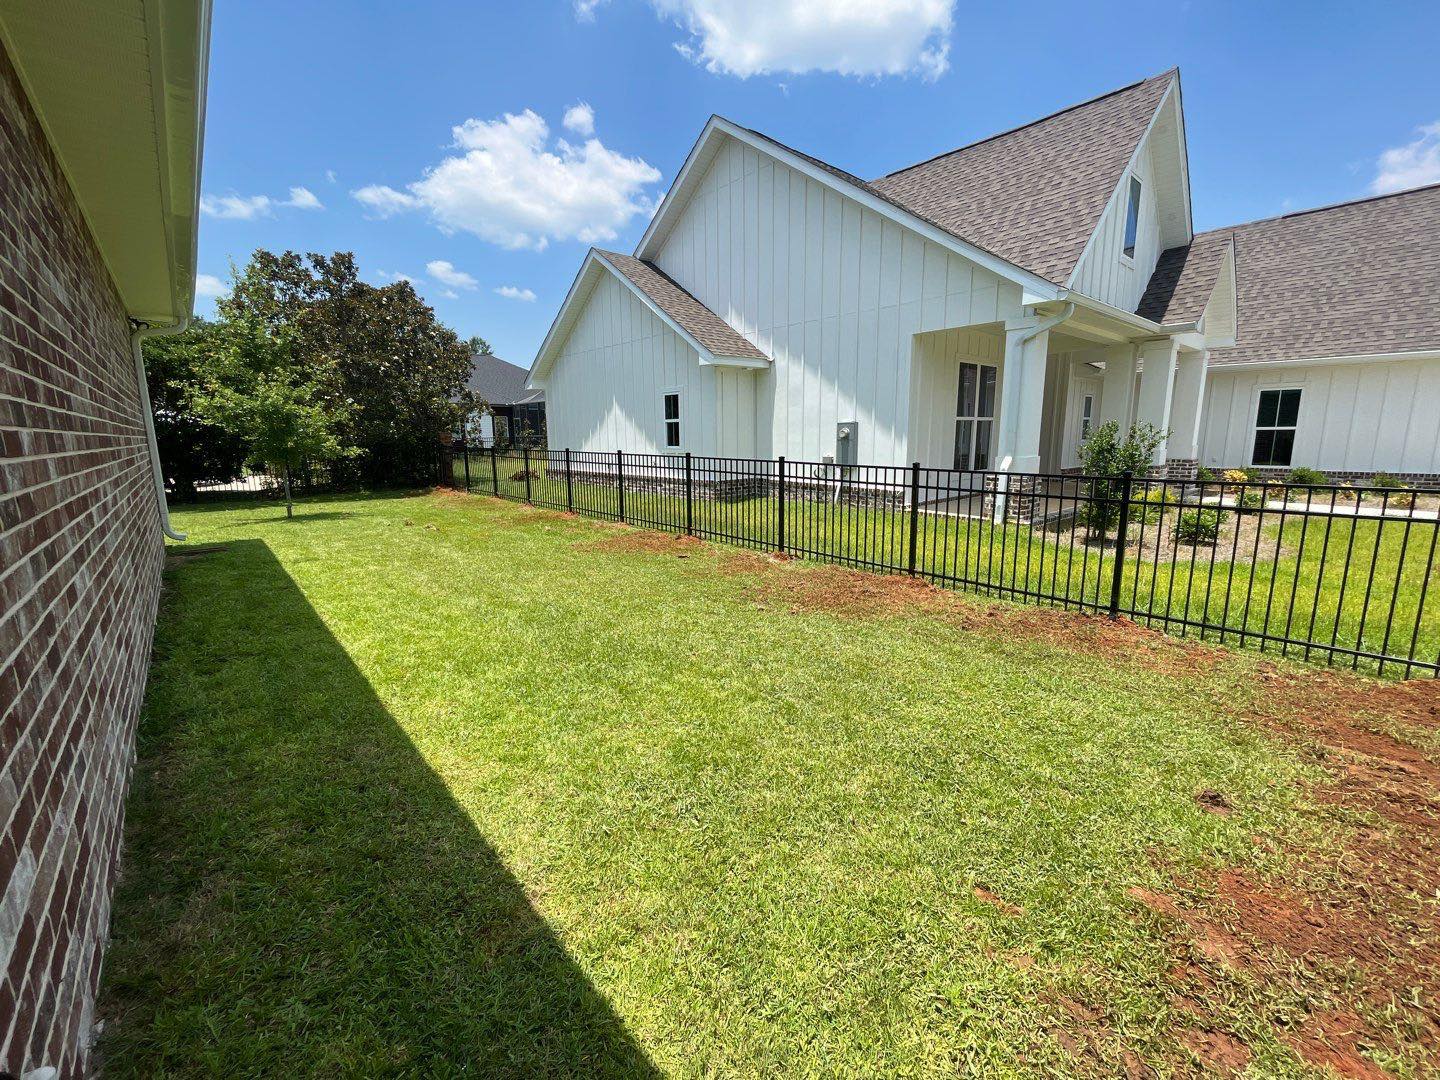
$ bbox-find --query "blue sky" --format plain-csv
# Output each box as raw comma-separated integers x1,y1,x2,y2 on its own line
196,1,1440,364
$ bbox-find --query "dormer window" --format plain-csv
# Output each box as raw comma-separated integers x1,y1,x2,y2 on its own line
1123,176,1141,259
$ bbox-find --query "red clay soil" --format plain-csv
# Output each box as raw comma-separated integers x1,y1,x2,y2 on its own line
577,530,707,557
972,886,1024,917
1129,673,1440,1075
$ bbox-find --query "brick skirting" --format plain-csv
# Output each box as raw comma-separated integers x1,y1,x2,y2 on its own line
0,40,165,1078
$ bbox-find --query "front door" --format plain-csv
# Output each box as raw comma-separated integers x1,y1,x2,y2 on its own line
954,362,997,472
1064,375,1102,469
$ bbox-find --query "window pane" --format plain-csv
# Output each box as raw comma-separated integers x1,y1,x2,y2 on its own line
1252,429,1275,466
1124,176,1141,256
975,420,992,471
665,420,680,448
957,364,976,417
663,393,680,421
954,419,973,470
978,365,996,418
1256,389,1279,428
1277,388,1301,427
1272,428,1295,466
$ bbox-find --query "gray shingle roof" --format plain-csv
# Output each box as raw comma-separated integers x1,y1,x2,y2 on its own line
597,250,768,359
1135,230,1231,323
870,71,1175,286
465,353,542,405
1142,184,1440,366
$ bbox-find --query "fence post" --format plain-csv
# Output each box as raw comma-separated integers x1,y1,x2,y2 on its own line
684,452,694,535
1107,469,1134,618
777,456,787,555
490,446,499,495
617,450,626,523
522,445,533,503
907,461,921,576
461,440,471,491
565,448,574,512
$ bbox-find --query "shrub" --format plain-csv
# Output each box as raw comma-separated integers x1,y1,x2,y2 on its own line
1175,507,1226,543
1131,488,1173,525
509,468,538,482
1077,420,1168,535
1196,467,1219,483
1237,490,1263,510
1370,472,1404,490
1221,469,1249,486
1285,466,1328,486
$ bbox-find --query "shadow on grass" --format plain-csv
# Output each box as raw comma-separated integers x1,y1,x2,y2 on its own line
99,539,657,1076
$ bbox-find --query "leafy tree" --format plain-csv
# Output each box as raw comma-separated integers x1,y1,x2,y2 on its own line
192,313,355,518
141,318,247,500
222,251,473,486
466,335,492,356
1076,420,1167,536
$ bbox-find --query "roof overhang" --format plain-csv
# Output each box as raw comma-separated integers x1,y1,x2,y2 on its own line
528,249,770,387
0,0,211,324
1208,348,1440,373
635,115,1064,304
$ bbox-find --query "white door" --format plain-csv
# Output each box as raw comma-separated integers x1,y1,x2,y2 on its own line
953,362,998,472
1064,376,1102,470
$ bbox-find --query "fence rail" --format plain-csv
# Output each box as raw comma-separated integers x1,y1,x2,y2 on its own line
445,444,1439,679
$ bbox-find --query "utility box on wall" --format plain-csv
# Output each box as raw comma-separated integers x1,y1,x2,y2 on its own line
836,421,858,467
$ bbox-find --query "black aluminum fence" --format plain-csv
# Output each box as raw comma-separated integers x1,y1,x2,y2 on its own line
445,445,1440,679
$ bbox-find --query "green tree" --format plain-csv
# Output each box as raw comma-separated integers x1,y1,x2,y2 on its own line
193,313,355,518
141,318,247,500
1077,420,1168,537
466,335,492,356
223,251,473,486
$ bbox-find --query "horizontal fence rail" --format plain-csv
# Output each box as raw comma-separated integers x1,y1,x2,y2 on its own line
444,444,1440,679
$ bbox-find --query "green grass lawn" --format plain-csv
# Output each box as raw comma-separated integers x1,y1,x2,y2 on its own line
98,490,1432,1076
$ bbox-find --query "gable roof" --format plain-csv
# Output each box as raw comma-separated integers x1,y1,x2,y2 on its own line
1141,184,1440,366
596,250,767,361
466,354,543,405
871,71,1176,286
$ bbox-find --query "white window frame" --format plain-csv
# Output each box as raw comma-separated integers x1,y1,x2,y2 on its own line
1121,175,1142,262
1251,386,1302,468
660,387,683,451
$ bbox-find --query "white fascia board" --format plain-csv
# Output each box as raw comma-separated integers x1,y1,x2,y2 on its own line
636,116,1063,302
1169,73,1195,242
590,251,721,364
1208,349,1440,373
1058,289,1190,339
1064,76,1182,290
700,355,769,369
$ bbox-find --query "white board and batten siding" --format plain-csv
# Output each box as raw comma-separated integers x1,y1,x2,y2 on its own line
650,134,1025,466
543,270,759,457
1200,357,1440,475
1068,120,1167,313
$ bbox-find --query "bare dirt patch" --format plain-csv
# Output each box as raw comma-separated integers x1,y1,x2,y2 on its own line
973,886,1023,917
578,529,707,557
1131,670,1440,1074
1180,1028,1252,1076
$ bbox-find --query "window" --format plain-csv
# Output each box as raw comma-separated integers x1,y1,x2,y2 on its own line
1122,176,1142,259
662,391,681,448
1080,393,1095,439
1252,388,1301,467
954,362,997,471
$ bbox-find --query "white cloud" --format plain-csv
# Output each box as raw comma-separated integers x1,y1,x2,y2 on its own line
194,273,227,298
376,269,417,285
426,259,479,290
352,108,660,251
326,169,338,184
563,102,596,136
442,289,460,300
494,285,538,302
200,186,324,219
1371,122,1440,195
584,0,953,79
286,186,323,210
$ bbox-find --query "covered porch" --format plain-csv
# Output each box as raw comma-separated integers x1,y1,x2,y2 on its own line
906,302,1209,520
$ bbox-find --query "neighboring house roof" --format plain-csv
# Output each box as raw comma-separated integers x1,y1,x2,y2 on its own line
1143,184,1440,366
870,70,1175,286
596,250,768,360
466,354,544,406
0,0,211,323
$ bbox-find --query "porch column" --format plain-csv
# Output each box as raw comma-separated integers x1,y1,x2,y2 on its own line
1167,348,1209,472
1134,337,1181,468
1098,344,1137,431
996,317,1051,474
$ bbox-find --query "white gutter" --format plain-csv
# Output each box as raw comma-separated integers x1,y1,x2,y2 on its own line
130,319,188,541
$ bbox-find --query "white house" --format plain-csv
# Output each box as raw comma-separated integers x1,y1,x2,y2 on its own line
529,70,1440,488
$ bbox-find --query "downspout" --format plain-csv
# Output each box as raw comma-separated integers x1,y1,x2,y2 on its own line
992,302,1075,523
130,318,188,541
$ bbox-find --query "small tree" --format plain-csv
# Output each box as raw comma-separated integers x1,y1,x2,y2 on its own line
1077,420,1167,537
193,314,355,518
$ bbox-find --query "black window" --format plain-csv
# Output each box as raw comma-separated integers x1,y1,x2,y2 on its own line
1123,176,1142,259
1252,388,1301,467
663,392,681,448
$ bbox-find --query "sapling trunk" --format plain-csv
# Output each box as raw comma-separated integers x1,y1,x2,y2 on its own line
283,464,293,519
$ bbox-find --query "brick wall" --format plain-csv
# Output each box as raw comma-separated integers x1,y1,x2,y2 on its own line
0,38,165,1079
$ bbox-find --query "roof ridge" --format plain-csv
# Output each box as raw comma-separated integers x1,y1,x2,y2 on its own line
1196,181,1440,238
874,68,1176,182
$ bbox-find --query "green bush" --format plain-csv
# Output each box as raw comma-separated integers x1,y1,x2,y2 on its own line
1237,490,1264,510
1174,507,1226,543
1131,488,1173,525
1370,472,1404,490
1284,466,1328,486
1077,420,1168,535
1196,466,1219,483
